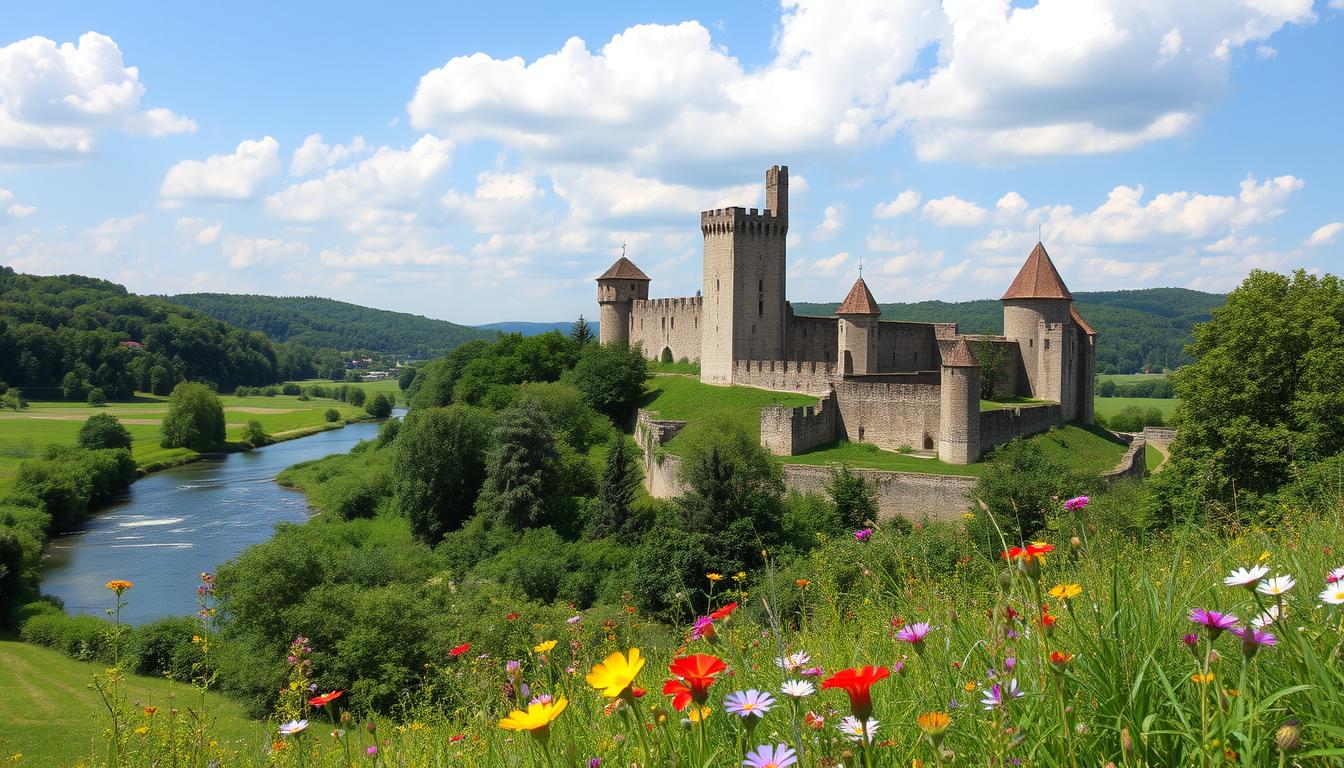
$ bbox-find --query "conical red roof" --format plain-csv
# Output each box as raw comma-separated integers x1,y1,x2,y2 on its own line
597,256,650,281
1001,243,1072,300
939,338,979,367
837,277,881,315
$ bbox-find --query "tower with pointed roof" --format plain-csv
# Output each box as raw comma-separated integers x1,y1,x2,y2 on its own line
1001,242,1095,422
938,338,981,465
596,256,651,346
836,276,881,375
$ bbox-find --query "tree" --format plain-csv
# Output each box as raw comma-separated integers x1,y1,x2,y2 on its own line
242,419,271,447
1165,270,1344,509
827,467,879,531
78,413,133,451
366,392,393,418
324,408,341,422
396,405,495,544
86,387,107,406
160,382,226,450
1097,379,1118,397
398,367,417,391
350,388,367,407
572,342,648,418
475,401,561,530
571,315,594,347
590,436,643,538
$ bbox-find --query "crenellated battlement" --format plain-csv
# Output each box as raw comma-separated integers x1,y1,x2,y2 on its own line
701,206,788,237
733,359,839,376
631,296,703,311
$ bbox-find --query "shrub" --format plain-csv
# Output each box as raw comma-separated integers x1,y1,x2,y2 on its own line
131,616,202,680
77,413,133,451
571,342,648,418
160,382,226,451
86,387,107,406
965,439,1099,559
282,383,302,395
20,612,115,661
324,408,341,423
242,419,272,447
350,388,367,407
365,392,393,418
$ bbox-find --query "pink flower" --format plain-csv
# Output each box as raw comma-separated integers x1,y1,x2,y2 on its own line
854,528,874,542
1188,608,1238,640
1063,496,1089,511
896,621,932,652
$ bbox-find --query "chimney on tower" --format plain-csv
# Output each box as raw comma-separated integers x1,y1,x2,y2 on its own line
766,165,788,220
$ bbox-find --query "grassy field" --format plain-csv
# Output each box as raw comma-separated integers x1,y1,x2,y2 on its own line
640,375,817,451
0,392,371,493
1096,373,1173,385
0,636,263,766
646,359,701,375
1093,396,1179,419
783,440,985,475
288,377,403,397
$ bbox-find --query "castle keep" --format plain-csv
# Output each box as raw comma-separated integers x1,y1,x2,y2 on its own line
599,166,1096,464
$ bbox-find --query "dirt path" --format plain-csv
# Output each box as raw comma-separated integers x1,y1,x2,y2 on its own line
1149,441,1170,473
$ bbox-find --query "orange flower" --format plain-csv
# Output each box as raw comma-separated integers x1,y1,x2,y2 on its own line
822,665,890,721
662,679,693,711
795,579,810,588
143,706,158,716
709,602,738,621
309,690,344,707
666,654,727,709
1001,542,1054,562
105,579,134,594
1049,651,1073,671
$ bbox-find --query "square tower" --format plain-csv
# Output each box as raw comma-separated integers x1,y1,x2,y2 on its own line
700,165,790,384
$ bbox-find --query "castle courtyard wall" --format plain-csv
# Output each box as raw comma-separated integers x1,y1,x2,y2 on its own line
833,378,942,452
875,321,943,372
629,297,702,362
760,390,838,455
786,313,839,363
730,359,839,395
978,404,1063,453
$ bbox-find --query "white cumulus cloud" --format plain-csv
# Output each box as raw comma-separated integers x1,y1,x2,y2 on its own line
160,137,281,203
814,204,844,239
873,189,921,219
1305,222,1342,247
923,195,988,227
175,216,222,246
220,235,309,269
0,188,36,220
290,134,368,177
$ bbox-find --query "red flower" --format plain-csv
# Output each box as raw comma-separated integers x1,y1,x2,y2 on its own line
308,690,344,707
505,612,520,621
662,679,693,711
821,665,890,720
1002,542,1055,561
667,654,728,707
1049,650,1073,671
449,643,471,657
449,734,465,743
709,602,738,621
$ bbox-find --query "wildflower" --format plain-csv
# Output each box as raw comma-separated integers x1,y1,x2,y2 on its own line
822,665,890,721
795,579,810,588
1256,575,1295,596
690,616,715,641
917,711,950,746
1181,633,1201,658
724,689,776,718
800,666,823,677
980,679,1023,710
687,706,712,722
1327,566,1344,584
837,715,879,743
498,697,568,739
1229,627,1277,659
665,654,727,709
449,734,465,743
530,693,554,706
854,528,874,542
707,572,724,582
1224,565,1269,589
1276,720,1301,752
144,707,157,716
586,649,645,698
1320,585,1344,605
278,720,309,737
733,571,747,582
1191,672,1215,684
309,690,343,707
1049,651,1073,671
803,711,824,729
1003,542,1054,580
742,743,798,768
781,679,815,699
896,621,932,652
533,640,558,654
1040,606,1058,636
1188,608,1238,640
105,579,134,594
1063,495,1089,511
710,602,738,621
448,643,471,657
1048,583,1082,601
567,614,583,625
588,759,602,768
1252,604,1283,627
505,612,521,621
776,650,811,672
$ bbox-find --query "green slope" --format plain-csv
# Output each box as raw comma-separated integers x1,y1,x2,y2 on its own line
170,293,497,359
792,287,1224,375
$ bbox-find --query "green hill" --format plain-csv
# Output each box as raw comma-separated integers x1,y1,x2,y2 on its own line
792,287,1224,374
170,293,497,359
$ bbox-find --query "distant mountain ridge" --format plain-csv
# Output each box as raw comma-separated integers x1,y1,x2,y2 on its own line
477,321,590,336
792,287,1224,374
169,293,496,359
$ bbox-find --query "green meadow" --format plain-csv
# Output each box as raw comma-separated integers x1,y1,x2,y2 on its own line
1092,396,1180,420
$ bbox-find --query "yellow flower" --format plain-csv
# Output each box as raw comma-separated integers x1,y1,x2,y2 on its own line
133,726,149,736
586,648,645,698
917,711,950,736
1257,551,1271,563
687,706,712,722
498,697,568,733
533,640,557,654
105,580,134,593
963,681,977,692
706,573,724,582
733,571,747,582
1191,672,1215,684
1048,583,1082,600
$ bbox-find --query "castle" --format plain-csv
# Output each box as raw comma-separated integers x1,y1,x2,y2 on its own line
598,166,1095,464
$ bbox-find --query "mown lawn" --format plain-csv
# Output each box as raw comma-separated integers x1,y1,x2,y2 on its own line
639,375,817,453
1096,373,1172,385
288,377,403,397
0,636,263,766
0,393,370,494
1093,396,1179,419
783,440,985,475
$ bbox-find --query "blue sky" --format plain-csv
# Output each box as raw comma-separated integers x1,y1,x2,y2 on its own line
1,0,1341,323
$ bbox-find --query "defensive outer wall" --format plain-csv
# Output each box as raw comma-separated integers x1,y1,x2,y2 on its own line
635,410,1147,522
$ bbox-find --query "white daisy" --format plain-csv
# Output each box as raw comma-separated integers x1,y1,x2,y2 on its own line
781,679,815,699
1320,586,1344,606
1256,575,1295,596
278,719,309,736
1223,564,1269,588
775,651,811,672
1251,604,1283,628
837,715,879,744
1327,566,1344,584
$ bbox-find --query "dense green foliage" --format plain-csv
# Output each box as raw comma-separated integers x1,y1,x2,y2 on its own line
965,440,1103,556
77,413,133,451
1096,376,1175,398
159,382,227,450
395,405,494,543
169,293,496,358
0,267,288,399
407,332,581,409
571,341,648,417
795,286,1224,374
1159,269,1344,521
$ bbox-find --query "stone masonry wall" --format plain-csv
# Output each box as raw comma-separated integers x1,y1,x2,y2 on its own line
761,390,837,455
630,297,703,362
875,321,941,373
833,379,942,452
979,404,1063,453
1102,433,1147,483
731,359,839,395
787,312,839,363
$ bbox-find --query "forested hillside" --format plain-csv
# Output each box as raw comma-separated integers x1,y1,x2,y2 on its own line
0,267,291,398
171,293,496,358
793,287,1224,374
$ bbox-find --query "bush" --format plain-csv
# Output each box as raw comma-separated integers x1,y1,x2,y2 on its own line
365,392,393,418
77,413,133,451
572,342,648,418
282,383,302,395
242,419,272,447
20,612,116,661
350,388,367,407
965,440,1099,559
324,408,341,423
86,387,107,406
131,616,203,680
160,382,226,451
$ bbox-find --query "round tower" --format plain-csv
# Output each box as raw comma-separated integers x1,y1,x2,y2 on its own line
1001,243,1073,400
836,277,881,375
596,256,650,346
938,339,981,465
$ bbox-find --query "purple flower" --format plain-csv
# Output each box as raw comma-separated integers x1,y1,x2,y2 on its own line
742,743,798,768
1003,656,1017,672
691,616,714,640
1188,608,1238,640
896,622,932,652
799,666,823,677
1063,496,1089,511
366,746,378,756
1181,633,1201,658
588,759,601,768
567,614,583,625
980,678,1024,710
854,528,874,542
529,693,552,706
1230,626,1277,659
724,689,776,718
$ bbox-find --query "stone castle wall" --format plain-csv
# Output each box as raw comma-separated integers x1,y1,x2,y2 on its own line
630,297,702,362
1102,434,1147,483
875,321,943,372
787,313,839,363
979,404,1064,453
761,390,838,455
731,359,840,395
834,378,942,452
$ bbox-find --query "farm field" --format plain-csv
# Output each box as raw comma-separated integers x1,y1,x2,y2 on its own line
288,377,403,397
1093,396,1179,420
1096,373,1173,385
0,392,370,493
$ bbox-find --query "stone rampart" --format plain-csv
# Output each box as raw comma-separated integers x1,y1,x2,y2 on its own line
761,390,837,455
979,404,1063,453
833,379,942,452
730,359,839,395
1102,433,1147,483
630,296,702,362
1142,426,1177,443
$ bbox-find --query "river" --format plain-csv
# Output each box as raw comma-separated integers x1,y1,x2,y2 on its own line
41,415,397,625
